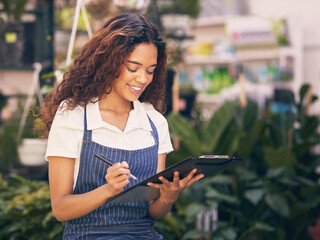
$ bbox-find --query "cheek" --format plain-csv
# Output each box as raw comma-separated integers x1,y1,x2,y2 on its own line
146,76,154,86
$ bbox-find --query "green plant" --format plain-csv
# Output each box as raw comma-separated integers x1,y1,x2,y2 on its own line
0,117,19,172
159,0,201,19
0,174,63,239
0,0,28,22
158,84,320,239
54,4,91,32
0,96,43,172
179,83,198,96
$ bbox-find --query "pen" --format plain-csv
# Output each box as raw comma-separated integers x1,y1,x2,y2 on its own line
94,153,138,180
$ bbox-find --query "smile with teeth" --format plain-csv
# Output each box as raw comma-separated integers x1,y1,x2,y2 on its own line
128,84,143,91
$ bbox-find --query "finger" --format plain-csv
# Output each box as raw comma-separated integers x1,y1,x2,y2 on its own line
121,161,129,169
117,177,130,187
147,182,163,189
189,168,198,178
106,173,130,186
106,167,130,179
185,174,205,188
107,162,123,173
158,176,170,184
183,168,198,182
173,171,180,183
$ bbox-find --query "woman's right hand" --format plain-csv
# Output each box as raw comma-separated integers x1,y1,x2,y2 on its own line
105,161,130,196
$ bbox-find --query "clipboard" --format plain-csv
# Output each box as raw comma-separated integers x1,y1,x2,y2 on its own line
107,155,243,203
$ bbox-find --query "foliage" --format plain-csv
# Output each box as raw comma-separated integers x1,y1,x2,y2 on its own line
54,4,91,32
0,96,43,172
159,0,201,19
179,83,198,96
0,84,319,239
0,117,19,172
0,174,63,239
0,0,28,22
167,45,184,68
157,84,320,239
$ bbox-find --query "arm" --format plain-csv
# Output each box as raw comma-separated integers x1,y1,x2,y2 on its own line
148,154,204,220
48,156,130,221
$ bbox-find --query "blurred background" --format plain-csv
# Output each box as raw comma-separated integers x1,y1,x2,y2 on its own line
0,0,320,239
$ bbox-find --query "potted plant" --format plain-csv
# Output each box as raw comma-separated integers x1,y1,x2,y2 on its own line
17,114,47,167
0,0,29,66
13,62,48,169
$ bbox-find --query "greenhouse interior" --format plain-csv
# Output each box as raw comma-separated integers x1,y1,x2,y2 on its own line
0,0,320,239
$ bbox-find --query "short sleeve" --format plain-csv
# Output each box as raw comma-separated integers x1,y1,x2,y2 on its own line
143,103,174,154
156,115,173,154
45,103,84,160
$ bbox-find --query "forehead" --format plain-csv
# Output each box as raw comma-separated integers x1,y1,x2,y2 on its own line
127,43,158,64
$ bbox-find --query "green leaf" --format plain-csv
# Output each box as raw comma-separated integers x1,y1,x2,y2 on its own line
244,189,265,205
266,167,286,178
265,194,290,217
213,227,238,240
185,203,206,219
299,84,310,107
311,95,319,103
293,176,316,186
237,120,264,158
202,101,236,153
236,167,258,182
234,100,259,131
263,146,297,169
206,175,233,185
182,230,205,240
167,113,202,156
13,0,28,21
156,211,182,237
206,188,239,204
254,222,275,232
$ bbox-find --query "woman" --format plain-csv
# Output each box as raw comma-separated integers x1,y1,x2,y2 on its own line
41,13,204,239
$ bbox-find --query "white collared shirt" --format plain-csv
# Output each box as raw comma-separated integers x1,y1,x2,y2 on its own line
45,100,173,186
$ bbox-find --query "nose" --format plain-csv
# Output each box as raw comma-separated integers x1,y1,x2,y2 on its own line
136,70,149,84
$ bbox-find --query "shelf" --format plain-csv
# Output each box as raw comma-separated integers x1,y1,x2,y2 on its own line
184,55,233,65
185,15,302,112
196,80,294,106
184,50,280,65
193,16,235,27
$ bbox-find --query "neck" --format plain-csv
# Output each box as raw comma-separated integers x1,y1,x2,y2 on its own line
99,94,133,113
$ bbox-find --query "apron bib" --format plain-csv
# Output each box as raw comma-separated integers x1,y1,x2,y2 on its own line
62,107,163,239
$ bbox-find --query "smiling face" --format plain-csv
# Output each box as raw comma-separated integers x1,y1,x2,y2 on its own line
109,42,158,105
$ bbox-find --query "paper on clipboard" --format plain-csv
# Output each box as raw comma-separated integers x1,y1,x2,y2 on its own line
107,155,243,203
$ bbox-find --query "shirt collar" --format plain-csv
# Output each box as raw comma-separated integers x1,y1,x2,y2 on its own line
86,100,152,133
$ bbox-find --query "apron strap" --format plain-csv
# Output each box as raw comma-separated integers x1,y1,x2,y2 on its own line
147,115,159,147
83,106,92,141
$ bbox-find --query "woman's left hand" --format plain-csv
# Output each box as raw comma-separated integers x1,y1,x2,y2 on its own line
147,169,204,205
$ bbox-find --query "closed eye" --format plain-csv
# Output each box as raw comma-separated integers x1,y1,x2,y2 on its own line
146,69,155,75
127,67,137,73
147,66,156,75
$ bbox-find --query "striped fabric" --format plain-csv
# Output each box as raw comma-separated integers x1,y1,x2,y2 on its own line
62,107,163,239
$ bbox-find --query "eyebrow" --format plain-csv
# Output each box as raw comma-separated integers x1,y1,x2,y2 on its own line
127,60,157,67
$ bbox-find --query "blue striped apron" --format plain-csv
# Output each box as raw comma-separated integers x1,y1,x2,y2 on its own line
62,107,163,239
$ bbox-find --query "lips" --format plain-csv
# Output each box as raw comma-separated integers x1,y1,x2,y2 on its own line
128,84,144,95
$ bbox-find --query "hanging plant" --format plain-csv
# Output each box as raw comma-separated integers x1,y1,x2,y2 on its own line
0,0,29,22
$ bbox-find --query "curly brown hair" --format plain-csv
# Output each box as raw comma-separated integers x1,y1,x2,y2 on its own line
40,13,167,136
